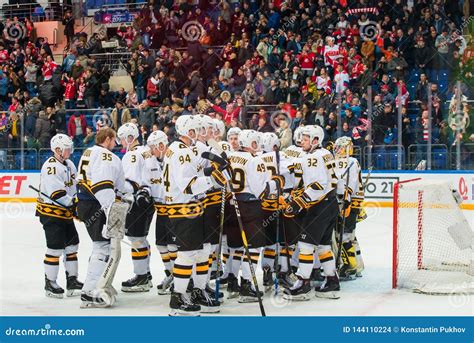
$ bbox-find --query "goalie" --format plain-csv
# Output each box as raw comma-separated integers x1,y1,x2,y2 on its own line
333,137,365,280
76,128,134,308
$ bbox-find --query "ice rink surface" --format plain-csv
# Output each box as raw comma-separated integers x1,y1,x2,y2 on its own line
1,203,472,316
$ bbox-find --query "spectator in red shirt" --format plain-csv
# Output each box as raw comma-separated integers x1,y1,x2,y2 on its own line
67,112,87,148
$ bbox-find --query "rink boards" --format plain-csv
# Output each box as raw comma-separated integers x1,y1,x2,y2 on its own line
0,170,473,210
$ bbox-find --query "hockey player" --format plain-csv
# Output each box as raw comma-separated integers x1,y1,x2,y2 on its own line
76,128,134,308
226,129,272,302
140,130,175,295
283,125,341,300
333,136,365,279
195,115,225,298
36,134,83,298
213,118,226,141
226,127,241,152
163,115,224,316
259,132,285,290
117,123,155,292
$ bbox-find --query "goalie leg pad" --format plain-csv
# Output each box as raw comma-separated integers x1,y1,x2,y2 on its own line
82,241,110,293
103,202,130,239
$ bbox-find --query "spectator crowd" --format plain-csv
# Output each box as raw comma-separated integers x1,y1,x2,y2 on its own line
0,0,472,168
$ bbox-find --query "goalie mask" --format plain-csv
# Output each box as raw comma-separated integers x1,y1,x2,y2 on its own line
334,136,353,158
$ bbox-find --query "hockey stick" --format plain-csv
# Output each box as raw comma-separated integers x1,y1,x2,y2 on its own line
362,167,373,190
202,150,266,317
272,148,281,295
336,160,354,269
29,185,70,208
214,185,226,301
30,185,139,253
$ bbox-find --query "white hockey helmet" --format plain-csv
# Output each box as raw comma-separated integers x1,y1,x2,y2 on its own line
50,133,74,155
238,129,260,150
147,130,169,150
226,127,241,138
213,118,226,138
117,122,139,146
293,126,304,146
262,132,280,152
301,125,324,149
175,115,200,140
197,115,214,137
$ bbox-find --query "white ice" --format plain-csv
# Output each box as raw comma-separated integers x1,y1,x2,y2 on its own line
1,203,472,316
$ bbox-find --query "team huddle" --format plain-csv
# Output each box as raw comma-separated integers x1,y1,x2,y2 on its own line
35,115,366,316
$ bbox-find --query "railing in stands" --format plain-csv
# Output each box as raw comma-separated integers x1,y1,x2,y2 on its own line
0,2,73,21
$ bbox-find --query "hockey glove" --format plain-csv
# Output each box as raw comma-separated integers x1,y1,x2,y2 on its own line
284,195,308,217
341,191,351,218
135,188,153,209
210,168,227,188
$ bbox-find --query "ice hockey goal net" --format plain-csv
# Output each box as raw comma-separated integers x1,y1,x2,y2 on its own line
392,178,473,294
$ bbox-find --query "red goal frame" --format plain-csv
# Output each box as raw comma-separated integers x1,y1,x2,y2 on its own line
392,178,422,289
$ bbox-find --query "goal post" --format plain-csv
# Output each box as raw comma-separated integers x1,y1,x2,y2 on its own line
392,178,473,294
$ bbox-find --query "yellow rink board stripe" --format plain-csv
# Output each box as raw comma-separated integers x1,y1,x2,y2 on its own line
0,198,473,211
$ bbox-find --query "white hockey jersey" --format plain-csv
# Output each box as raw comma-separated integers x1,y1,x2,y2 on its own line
297,147,338,205
122,145,147,193
77,145,128,209
334,156,364,208
227,151,269,199
162,140,214,208
36,156,77,220
282,145,304,191
140,149,165,203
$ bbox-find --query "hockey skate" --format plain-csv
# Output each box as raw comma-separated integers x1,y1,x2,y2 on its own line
147,272,153,288
282,277,311,301
262,266,273,292
310,267,326,286
227,273,240,299
121,274,151,292
238,278,263,303
338,265,357,281
205,284,224,301
66,273,83,297
191,288,220,313
45,277,64,299
157,274,173,295
169,292,201,316
315,275,340,299
80,289,115,308
277,272,295,289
